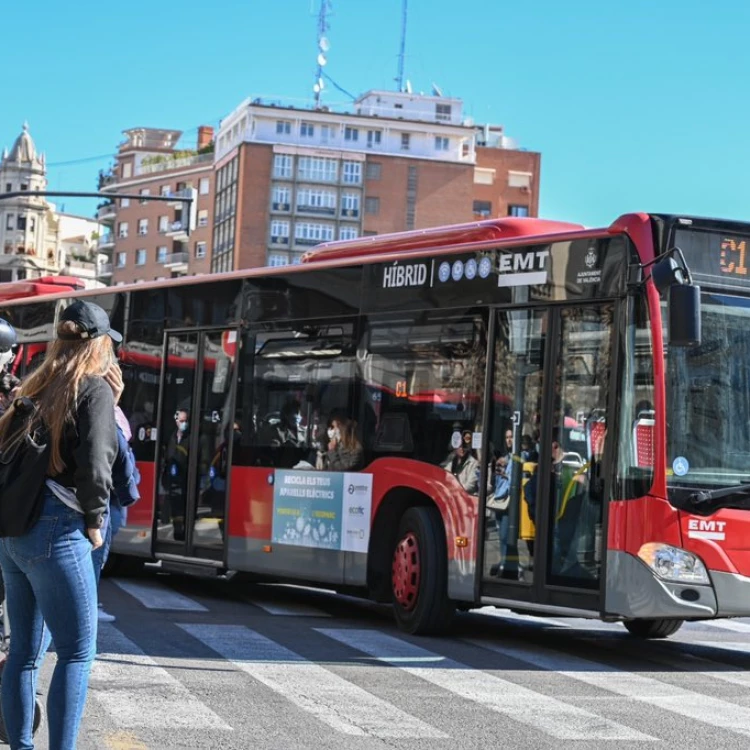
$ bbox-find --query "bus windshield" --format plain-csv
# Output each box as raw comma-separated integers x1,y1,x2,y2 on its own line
666,291,750,492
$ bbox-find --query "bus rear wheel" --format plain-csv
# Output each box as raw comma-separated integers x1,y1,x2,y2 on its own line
623,618,683,638
391,506,454,635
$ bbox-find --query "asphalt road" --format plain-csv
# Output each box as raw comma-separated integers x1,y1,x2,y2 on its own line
18,572,750,750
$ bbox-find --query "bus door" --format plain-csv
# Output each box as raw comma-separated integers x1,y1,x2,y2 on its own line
153,328,239,566
480,304,615,612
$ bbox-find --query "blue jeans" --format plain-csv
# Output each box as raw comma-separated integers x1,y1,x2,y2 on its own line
495,510,510,570
91,502,123,584
0,490,98,750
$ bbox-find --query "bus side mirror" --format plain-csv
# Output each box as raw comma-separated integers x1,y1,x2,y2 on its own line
668,283,701,347
649,251,701,348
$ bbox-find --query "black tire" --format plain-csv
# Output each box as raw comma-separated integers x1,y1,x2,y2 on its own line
623,618,683,639
0,696,43,742
391,506,455,635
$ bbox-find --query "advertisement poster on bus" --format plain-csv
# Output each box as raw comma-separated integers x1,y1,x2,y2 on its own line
271,470,372,553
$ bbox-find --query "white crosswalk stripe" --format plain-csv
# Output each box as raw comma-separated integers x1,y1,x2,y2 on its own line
178,623,447,739
471,636,750,738
700,618,750,634
91,624,230,730
318,628,655,741
112,579,208,611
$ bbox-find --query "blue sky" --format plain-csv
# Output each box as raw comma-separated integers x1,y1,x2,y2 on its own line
2,0,748,226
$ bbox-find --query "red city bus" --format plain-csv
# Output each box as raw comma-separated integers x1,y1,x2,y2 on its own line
0,213,746,638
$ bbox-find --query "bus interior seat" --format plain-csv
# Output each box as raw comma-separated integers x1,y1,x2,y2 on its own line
633,411,655,468
373,412,414,454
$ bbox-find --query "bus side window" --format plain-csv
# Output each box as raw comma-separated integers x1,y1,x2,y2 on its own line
373,413,414,453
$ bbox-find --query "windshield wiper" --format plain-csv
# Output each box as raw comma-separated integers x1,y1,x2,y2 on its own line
670,482,750,516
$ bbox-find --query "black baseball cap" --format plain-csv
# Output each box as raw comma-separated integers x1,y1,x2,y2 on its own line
59,300,122,343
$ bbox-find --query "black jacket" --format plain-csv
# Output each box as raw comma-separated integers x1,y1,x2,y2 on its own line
49,376,117,528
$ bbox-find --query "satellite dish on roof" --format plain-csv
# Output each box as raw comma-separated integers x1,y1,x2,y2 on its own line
317,53,327,66
405,79,412,94
318,78,325,90
432,83,443,97
319,37,330,52
313,84,321,93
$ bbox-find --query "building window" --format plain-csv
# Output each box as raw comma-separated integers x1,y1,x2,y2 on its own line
135,249,147,266
199,177,210,195
158,215,169,232
117,221,128,238
435,103,452,121
156,246,168,263
366,130,382,148
400,133,410,151
29,217,35,232
138,218,148,236
474,167,495,185
273,154,293,179
297,188,336,212
294,222,334,245
342,161,362,184
339,226,358,240
160,185,171,197
272,186,291,210
276,121,291,135
116,252,127,268
366,162,382,180
298,156,337,182
365,197,380,215
344,126,359,142
122,163,132,179
198,209,208,227
321,125,335,142
341,193,360,216
434,136,449,151
195,241,207,259
139,188,150,204
20,183,28,191
300,122,315,138
4,183,10,192
5,214,13,230
268,253,288,267
121,197,130,208
508,171,532,189
473,200,492,217
270,220,290,243
17,216,26,231
509,205,529,217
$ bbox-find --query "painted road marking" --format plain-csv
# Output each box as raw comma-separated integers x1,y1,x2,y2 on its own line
319,628,655,741
472,636,750,738
112,579,208,611
92,625,230,730
179,624,446,739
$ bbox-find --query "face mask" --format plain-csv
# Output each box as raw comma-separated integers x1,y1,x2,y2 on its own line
327,428,336,440
295,413,302,425
178,421,188,433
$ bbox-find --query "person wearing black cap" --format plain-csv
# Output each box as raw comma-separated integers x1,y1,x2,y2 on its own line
0,299,121,750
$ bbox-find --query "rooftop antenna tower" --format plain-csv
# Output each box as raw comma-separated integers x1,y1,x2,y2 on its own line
395,0,408,92
313,0,333,108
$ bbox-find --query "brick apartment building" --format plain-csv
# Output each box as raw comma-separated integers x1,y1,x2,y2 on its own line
101,91,540,282
99,126,215,284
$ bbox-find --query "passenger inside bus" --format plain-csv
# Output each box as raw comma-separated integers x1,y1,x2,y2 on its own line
441,430,479,495
324,417,364,471
162,409,192,541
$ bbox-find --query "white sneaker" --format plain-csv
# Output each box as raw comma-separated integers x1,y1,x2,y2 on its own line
98,609,116,623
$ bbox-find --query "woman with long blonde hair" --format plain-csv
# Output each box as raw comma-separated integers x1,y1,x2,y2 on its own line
0,300,121,750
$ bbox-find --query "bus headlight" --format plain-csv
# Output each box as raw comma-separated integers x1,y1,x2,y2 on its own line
638,543,710,585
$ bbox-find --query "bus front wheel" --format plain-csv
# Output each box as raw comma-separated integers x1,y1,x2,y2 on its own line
623,618,683,638
391,506,455,635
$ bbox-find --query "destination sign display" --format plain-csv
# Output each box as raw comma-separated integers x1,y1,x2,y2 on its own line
673,228,750,291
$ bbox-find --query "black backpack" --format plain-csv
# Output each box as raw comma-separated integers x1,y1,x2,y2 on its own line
0,397,51,537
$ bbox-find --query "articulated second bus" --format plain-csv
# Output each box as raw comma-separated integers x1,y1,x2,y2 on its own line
1,212,748,637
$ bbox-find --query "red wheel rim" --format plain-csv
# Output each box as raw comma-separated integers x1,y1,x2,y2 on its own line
392,531,420,611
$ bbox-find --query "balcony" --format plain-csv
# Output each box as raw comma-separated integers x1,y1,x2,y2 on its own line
136,152,213,177
165,221,188,242
96,203,116,222
166,188,194,208
98,263,113,278
98,233,115,250
295,204,336,217
164,252,189,271
65,260,98,279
